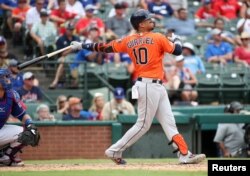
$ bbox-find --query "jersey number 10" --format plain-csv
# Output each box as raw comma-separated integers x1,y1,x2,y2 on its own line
133,47,148,65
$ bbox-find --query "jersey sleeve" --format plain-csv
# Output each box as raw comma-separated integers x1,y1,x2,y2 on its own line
110,38,127,53
10,90,26,119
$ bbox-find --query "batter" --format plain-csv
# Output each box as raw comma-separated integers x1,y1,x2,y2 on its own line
70,9,206,164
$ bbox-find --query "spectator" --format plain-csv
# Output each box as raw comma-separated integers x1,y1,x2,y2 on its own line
182,42,206,74
147,0,174,20
166,8,209,37
17,72,43,103
205,18,237,45
237,8,250,34
0,36,18,68
9,0,30,45
50,0,77,35
89,92,105,120
205,28,233,64
62,97,94,120
35,104,55,121
49,22,80,89
214,101,246,157
195,0,217,20
66,0,85,17
8,59,23,90
56,95,69,115
25,0,44,30
101,87,135,120
105,2,132,39
24,0,44,57
30,8,57,56
166,55,198,104
213,0,241,21
234,32,250,66
75,4,105,37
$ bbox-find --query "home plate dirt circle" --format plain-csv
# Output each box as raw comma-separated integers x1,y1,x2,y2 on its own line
0,162,207,171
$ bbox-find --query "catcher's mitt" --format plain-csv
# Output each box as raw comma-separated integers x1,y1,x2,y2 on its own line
18,124,40,147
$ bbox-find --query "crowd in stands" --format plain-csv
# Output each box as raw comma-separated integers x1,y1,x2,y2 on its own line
1,0,250,119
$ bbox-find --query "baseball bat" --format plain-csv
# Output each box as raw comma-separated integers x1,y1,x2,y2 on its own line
17,46,72,70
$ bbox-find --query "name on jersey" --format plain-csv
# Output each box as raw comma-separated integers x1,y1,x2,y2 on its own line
127,37,154,48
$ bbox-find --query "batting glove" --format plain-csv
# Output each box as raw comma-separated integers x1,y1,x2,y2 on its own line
70,41,83,51
168,33,182,46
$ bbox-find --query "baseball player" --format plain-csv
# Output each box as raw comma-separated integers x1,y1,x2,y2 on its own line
0,69,40,166
70,9,206,164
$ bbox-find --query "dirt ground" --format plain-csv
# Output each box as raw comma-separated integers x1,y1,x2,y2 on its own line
0,162,207,172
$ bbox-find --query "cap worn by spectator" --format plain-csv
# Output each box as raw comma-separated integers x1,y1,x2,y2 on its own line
8,59,19,67
66,22,75,30
240,32,250,39
114,2,128,9
176,55,185,62
85,4,96,11
114,87,125,99
183,42,195,55
211,28,222,36
68,97,82,106
23,72,34,80
40,8,50,16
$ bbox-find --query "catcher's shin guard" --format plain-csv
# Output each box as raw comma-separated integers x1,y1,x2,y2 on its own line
5,144,24,166
169,134,188,155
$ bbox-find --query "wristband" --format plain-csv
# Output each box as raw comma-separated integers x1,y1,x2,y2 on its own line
25,119,33,127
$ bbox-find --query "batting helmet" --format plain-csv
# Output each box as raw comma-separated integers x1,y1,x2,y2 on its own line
130,9,154,30
224,101,243,113
0,69,12,91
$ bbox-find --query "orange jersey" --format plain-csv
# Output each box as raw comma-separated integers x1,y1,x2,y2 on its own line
110,32,175,80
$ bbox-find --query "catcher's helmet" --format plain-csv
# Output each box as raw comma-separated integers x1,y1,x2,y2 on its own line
0,69,12,90
130,9,154,30
224,101,243,113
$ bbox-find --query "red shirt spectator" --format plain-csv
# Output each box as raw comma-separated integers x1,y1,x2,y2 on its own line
50,0,76,34
75,4,104,37
213,0,241,20
195,0,217,20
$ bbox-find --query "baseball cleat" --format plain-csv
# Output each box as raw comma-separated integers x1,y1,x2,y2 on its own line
0,155,24,167
110,158,127,165
179,152,206,164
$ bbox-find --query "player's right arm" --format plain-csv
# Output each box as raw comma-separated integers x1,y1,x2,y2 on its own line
70,38,127,53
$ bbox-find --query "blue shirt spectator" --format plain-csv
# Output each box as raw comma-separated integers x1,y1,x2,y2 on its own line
205,28,233,64
63,110,93,120
70,49,92,71
182,42,205,74
12,72,23,90
148,0,174,18
109,53,132,64
205,42,232,62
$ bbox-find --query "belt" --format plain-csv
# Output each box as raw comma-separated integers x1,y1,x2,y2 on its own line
137,77,163,84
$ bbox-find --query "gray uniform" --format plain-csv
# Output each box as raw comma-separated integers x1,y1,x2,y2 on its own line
214,123,245,156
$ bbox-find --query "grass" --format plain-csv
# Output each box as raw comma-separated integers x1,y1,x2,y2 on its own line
0,159,207,176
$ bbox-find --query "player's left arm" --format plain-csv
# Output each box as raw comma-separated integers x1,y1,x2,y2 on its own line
10,90,33,127
160,33,182,56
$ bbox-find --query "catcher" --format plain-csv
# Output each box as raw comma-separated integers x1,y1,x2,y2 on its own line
0,68,40,166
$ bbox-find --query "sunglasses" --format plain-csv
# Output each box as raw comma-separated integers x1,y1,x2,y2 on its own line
59,100,66,103
26,77,34,80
